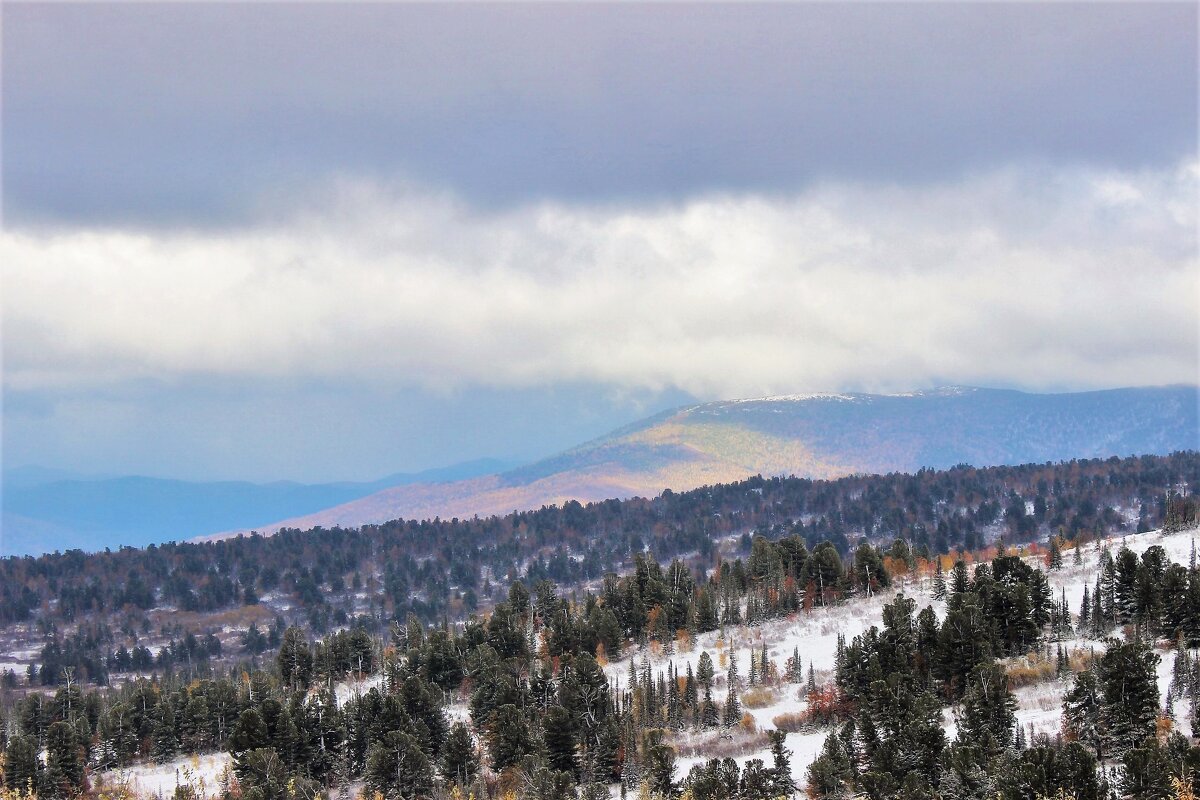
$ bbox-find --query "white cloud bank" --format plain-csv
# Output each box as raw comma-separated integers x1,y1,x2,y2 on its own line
4,160,1198,400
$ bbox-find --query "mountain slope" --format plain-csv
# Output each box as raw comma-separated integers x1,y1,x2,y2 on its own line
0,458,511,555
232,385,1199,535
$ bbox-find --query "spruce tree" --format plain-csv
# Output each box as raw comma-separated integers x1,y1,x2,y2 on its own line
956,661,1016,757
696,652,715,692
441,724,477,786
42,722,83,800
3,734,42,794
932,560,947,601
1065,666,1099,762
722,682,741,728
1048,537,1063,571
1098,639,1161,757
543,705,578,777
365,730,432,800
768,729,796,795
152,701,177,761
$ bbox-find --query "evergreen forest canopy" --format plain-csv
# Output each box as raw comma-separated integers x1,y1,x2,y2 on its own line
1,453,1199,800
1,453,1195,638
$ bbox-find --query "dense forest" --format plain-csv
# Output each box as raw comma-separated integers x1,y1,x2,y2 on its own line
5,518,1200,800
2,453,1196,630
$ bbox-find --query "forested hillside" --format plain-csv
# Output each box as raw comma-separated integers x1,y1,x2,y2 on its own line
3,485,1200,800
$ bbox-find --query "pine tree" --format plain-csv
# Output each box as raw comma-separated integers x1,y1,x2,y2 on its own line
642,731,676,799
1120,740,1173,800
933,560,947,601
696,651,715,692
152,701,177,761
1098,639,1161,757
956,661,1016,757
768,729,796,796
1064,667,1103,757
806,732,852,800
487,704,533,772
1049,537,1063,571
43,721,83,800
722,681,742,728
365,730,433,800
543,705,578,777
3,734,42,794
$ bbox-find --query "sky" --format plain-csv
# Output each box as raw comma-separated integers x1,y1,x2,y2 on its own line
3,2,1198,483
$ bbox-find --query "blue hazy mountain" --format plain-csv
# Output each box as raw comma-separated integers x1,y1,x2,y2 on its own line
1,458,512,556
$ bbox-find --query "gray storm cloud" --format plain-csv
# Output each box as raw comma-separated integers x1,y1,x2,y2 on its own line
4,2,1195,224
5,160,1197,400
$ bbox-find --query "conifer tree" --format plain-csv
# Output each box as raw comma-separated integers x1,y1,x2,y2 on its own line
1098,639,1161,757
768,729,796,795
365,730,432,800
933,560,947,601
1065,671,1099,758
43,722,82,800
544,705,579,777
3,734,42,794
696,652,715,692
956,661,1016,758
722,681,741,728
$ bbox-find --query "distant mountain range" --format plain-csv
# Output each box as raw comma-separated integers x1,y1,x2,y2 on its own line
0,458,512,556
206,385,1198,538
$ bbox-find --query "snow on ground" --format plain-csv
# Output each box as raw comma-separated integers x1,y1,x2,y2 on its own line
97,753,232,800
599,526,1200,789
97,526,1200,798
334,672,385,706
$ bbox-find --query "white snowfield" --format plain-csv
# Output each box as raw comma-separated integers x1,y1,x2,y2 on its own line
99,526,1197,798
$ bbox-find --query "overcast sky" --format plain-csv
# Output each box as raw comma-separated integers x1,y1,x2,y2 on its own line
3,3,1198,482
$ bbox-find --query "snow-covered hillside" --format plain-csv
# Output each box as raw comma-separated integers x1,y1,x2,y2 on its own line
595,526,1200,791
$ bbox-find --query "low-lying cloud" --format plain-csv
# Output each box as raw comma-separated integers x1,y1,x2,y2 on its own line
5,160,1198,401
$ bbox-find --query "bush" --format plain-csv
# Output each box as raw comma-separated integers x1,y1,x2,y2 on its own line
772,711,807,732
741,687,777,708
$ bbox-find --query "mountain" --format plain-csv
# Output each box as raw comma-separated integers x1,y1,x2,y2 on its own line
222,385,1199,536
0,458,512,556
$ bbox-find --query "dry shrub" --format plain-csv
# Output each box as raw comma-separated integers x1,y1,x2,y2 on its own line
1068,648,1097,673
739,712,757,733
680,730,771,760
1005,653,1058,688
740,687,777,708
772,711,807,732
676,629,694,653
